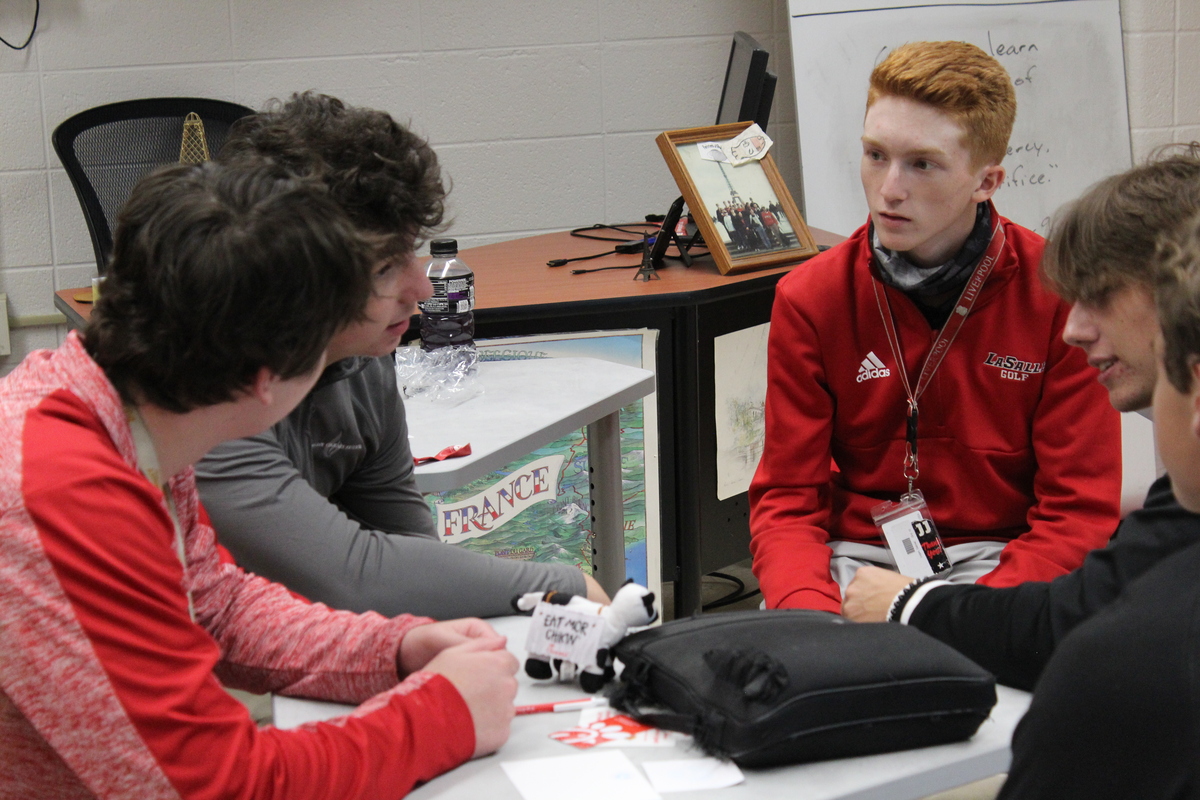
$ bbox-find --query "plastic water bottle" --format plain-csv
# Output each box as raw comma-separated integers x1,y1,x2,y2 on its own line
419,238,476,354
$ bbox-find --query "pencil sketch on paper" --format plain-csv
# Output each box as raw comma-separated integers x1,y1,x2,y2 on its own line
714,322,770,501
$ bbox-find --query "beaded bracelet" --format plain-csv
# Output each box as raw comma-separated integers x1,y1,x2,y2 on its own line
886,575,938,623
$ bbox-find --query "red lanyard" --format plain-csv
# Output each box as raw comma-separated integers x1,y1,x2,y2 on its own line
870,215,1006,493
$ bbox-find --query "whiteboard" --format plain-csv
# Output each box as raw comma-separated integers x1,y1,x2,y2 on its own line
788,0,1132,237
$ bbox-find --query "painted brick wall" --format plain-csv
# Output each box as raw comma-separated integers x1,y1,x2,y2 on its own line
1123,0,1200,156
0,0,1185,371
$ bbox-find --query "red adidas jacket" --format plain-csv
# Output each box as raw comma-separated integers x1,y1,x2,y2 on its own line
749,212,1122,612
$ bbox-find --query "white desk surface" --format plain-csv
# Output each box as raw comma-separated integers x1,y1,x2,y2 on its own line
405,357,655,494
275,616,1029,800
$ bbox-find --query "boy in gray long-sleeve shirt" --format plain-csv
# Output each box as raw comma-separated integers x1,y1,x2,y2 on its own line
196,92,605,618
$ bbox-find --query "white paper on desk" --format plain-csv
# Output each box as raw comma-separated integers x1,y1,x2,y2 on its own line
642,758,745,793
501,751,661,800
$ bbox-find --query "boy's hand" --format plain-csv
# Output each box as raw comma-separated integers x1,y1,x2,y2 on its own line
397,618,498,674
423,637,519,757
841,566,914,622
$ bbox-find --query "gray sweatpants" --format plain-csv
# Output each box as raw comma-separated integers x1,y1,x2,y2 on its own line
828,540,1007,592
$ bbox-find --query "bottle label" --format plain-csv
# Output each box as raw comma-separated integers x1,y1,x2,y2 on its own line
421,274,475,314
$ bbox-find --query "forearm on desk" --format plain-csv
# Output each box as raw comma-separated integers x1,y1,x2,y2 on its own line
198,436,586,619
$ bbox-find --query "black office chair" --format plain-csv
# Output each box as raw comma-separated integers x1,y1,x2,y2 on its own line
52,97,256,273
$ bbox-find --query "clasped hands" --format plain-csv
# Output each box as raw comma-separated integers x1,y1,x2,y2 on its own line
841,566,916,622
397,617,519,758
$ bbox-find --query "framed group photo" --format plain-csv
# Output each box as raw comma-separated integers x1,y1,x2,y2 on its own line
656,122,819,274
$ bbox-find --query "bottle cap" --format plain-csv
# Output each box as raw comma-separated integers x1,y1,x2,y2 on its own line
430,238,458,256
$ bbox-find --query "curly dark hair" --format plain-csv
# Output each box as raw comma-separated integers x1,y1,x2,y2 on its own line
84,161,373,412
1156,212,1200,394
218,91,446,257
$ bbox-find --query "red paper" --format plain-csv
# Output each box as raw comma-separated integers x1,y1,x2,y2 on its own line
413,443,472,465
549,715,657,749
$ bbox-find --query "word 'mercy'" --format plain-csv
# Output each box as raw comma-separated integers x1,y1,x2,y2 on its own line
1007,142,1047,158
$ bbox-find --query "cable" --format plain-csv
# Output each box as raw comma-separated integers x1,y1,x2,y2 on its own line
570,264,640,275
550,226,659,268
553,217,706,273
709,571,744,596
1,0,38,50
701,571,762,611
568,222,660,243
547,248,619,267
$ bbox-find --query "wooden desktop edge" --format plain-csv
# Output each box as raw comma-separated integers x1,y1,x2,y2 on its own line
53,289,91,329
54,226,848,328
463,227,847,312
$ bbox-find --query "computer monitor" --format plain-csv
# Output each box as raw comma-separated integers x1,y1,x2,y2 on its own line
715,31,775,130
756,70,777,130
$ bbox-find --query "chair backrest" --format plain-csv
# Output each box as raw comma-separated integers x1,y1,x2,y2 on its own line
52,97,256,273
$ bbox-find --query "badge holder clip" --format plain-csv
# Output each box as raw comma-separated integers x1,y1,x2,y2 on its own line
871,489,952,578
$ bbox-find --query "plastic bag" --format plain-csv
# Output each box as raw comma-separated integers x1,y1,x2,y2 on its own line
394,345,482,405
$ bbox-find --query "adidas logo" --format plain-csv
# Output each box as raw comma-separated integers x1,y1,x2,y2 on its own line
856,351,891,383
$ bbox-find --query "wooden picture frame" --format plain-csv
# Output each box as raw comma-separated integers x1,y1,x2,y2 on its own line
656,122,819,275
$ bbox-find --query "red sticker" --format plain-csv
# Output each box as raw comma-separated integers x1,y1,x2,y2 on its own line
549,715,656,749
413,443,472,465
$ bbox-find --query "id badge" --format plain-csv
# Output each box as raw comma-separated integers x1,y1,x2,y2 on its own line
870,490,952,578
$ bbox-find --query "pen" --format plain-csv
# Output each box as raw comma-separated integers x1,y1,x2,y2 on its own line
515,698,608,715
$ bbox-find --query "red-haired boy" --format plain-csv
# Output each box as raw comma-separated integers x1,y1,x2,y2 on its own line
749,41,1121,611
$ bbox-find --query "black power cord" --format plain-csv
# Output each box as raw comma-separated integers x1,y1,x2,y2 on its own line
547,249,619,268
1,0,39,50
569,221,661,242
546,237,652,267
570,264,641,275
549,218,709,273
546,221,663,268
701,571,762,611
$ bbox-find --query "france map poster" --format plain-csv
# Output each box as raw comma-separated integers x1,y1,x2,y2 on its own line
421,330,661,600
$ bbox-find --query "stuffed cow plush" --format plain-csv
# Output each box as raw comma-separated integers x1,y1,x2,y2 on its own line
514,580,658,692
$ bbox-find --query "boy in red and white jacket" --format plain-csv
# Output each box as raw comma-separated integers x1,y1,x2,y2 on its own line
749,41,1121,613
0,161,517,800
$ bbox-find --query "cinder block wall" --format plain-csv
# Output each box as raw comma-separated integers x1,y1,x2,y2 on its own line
0,0,1189,372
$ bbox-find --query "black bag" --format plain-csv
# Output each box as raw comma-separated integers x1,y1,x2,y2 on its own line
609,610,996,768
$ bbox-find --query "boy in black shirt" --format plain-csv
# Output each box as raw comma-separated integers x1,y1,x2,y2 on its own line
996,194,1200,799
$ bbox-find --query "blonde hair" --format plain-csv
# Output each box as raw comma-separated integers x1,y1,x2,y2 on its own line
867,41,1016,167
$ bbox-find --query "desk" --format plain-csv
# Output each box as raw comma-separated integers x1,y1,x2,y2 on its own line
275,615,1030,800
53,288,91,329
407,357,655,596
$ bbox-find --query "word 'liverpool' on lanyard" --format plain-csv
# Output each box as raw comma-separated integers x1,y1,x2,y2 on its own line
126,406,196,622
870,218,1007,495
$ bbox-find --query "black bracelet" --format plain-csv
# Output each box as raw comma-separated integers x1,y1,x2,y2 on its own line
886,575,938,623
